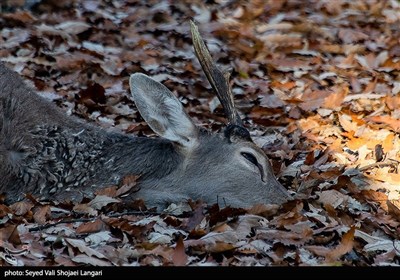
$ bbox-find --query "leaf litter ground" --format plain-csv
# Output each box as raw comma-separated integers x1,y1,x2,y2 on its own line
0,0,400,266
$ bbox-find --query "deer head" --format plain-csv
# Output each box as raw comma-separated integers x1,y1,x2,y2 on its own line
125,21,291,209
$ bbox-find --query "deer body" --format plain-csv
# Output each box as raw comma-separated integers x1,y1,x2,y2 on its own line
0,23,290,209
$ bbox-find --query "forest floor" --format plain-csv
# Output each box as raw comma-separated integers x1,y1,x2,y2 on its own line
0,0,400,267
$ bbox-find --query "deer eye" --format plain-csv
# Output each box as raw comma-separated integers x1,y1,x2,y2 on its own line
241,152,258,166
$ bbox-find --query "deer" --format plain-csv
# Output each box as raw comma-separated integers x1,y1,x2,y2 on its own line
0,21,290,210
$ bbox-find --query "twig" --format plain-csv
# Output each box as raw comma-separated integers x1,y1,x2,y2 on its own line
358,160,398,172
28,210,160,232
29,217,95,232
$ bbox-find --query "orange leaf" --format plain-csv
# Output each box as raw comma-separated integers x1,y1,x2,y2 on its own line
270,80,296,91
385,95,400,110
360,190,388,211
366,115,400,131
326,226,355,263
76,219,108,234
172,237,188,266
382,133,394,151
323,86,348,110
346,137,368,150
338,114,358,133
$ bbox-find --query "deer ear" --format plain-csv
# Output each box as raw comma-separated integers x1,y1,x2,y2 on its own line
129,73,198,148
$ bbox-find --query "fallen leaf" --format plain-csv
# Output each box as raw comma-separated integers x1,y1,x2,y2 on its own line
0,205,12,218
33,205,51,225
88,195,120,210
366,115,400,131
76,219,108,234
257,228,313,246
247,204,279,217
364,239,400,255
338,114,358,133
95,186,118,197
10,201,34,216
73,203,98,216
171,237,188,266
55,21,91,34
0,225,21,244
85,232,116,246
116,175,141,197
65,238,107,259
323,86,348,110
326,226,355,263
387,199,400,222
71,254,111,266
317,190,348,209
338,29,369,44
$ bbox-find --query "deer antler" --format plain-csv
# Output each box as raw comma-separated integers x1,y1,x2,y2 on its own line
190,20,243,127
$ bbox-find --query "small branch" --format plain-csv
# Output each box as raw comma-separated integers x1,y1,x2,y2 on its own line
358,160,398,172
29,217,95,232
28,210,160,232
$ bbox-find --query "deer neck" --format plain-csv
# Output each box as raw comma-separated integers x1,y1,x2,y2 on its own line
103,133,181,182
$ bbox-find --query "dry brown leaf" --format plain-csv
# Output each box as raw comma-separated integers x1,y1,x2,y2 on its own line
71,254,111,266
385,95,400,110
359,190,388,211
247,204,279,217
338,29,369,44
54,255,76,266
338,114,358,133
257,228,313,246
387,199,400,221
207,241,236,253
65,238,107,259
171,237,188,266
95,186,118,197
2,11,37,24
0,205,12,218
33,205,51,225
73,203,98,216
76,219,108,234
366,115,400,131
270,202,305,227
325,226,355,263
88,195,120,210
269,57,312,72
372,169,400,185
270,80,296,91
364,240,400,254
259,94,285,109
10,201,34,216
317,190,349,209
323,86,348,110
116,175,141,197
304,245,331,256
0,224,21,244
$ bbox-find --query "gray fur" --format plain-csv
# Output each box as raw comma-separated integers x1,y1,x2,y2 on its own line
0,62,290,209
